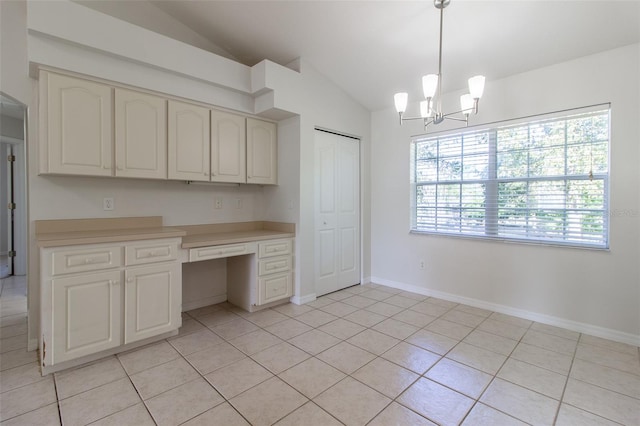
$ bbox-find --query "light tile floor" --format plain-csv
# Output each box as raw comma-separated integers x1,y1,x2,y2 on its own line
1,279,640,425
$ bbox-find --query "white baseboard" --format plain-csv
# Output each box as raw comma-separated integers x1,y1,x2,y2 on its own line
370,276,640,347
182,294,227,312
291,293,316,305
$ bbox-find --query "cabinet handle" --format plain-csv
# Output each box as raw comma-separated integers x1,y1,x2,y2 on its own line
127,277,133,283
85,258,93,264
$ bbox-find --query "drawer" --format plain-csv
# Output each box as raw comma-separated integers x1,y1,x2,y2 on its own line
258,239,293,259
125,239,180,266
258,272,293,305
189,242,255,262
258,255,292,276
51,246,123,276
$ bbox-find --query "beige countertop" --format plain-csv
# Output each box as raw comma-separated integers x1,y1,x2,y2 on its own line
36,227,187,248
35,217,294,248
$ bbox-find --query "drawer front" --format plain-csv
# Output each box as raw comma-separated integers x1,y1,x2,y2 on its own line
258,272,293,305
125,239,180,266
258,255,292,276
258,239,293,259
51,246,123,276
189,243,253,262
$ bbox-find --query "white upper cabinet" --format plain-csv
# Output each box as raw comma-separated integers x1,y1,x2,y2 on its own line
246,118,277,185
210,110,246,183
40,71,279,185
41,71,113,176
168,100,210,181
115,88,167,179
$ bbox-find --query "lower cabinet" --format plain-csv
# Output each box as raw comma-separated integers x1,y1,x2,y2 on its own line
41,238,182,371
226,238,293,311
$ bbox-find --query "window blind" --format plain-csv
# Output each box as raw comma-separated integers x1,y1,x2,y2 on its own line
410,107,610,248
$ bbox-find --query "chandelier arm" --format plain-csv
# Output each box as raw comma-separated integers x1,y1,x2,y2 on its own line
441,109,471,119
443,115,469,123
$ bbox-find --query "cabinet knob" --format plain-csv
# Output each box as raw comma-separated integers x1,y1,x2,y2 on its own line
116,165,123,171
103,165,110,169
127,277,133,283
85,258,92,264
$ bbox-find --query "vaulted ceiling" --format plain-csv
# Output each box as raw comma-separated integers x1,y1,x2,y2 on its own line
79,1,640,111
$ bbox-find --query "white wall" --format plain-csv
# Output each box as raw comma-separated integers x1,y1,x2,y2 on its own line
371,44,640,344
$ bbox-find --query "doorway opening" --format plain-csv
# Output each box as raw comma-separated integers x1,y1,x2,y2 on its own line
1,93,27,280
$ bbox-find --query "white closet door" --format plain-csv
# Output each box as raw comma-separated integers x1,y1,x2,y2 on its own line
314,130,360,296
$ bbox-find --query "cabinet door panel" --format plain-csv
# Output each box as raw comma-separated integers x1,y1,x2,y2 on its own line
124,263,181,344
246,118,277,185
211,110,246,183
168,100,210,181
115,88,167,179
51,271,121,363
45,72,113,176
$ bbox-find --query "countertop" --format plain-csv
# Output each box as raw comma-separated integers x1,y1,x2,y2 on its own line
35,217,294,248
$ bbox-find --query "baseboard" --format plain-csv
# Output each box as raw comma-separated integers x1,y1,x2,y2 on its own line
291,293,316,305
370,276,640,347
182,294,227,312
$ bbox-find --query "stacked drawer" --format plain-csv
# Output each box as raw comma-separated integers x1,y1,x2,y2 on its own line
257,239,294,305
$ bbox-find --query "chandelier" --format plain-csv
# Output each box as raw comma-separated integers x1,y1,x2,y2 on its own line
394,0,485,130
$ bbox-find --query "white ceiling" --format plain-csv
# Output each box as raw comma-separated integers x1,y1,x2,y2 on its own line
97,1,640,111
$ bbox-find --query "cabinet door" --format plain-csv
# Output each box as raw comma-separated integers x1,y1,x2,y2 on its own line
211,110,246,183
168,100,210,181
246,118,277,185
258,272,292,305
115,88,167,179
51,271,122,364
44,72,113,176
124,263,181,344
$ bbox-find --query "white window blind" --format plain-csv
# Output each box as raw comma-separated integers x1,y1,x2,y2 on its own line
410,107,610,248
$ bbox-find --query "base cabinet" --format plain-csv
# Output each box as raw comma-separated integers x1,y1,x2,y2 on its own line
227,238,293,311
41,238,181,370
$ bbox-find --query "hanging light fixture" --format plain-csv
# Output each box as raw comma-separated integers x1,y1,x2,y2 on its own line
394,0,485,130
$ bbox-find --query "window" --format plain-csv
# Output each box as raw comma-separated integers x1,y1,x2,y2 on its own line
410,106,610,248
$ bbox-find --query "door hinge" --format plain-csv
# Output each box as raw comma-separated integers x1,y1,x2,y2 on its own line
8,250,16,257
8,202,16,210
7,154,15,162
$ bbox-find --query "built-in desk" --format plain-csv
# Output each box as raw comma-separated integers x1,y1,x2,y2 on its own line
175,221,295,312
35,217,295,374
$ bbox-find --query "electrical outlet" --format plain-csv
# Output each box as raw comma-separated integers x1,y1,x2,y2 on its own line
236,198,243,209
419,260,425,270
214,198,222,209
103,198,114,211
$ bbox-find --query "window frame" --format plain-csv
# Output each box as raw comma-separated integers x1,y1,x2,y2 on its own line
409,104,611,250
